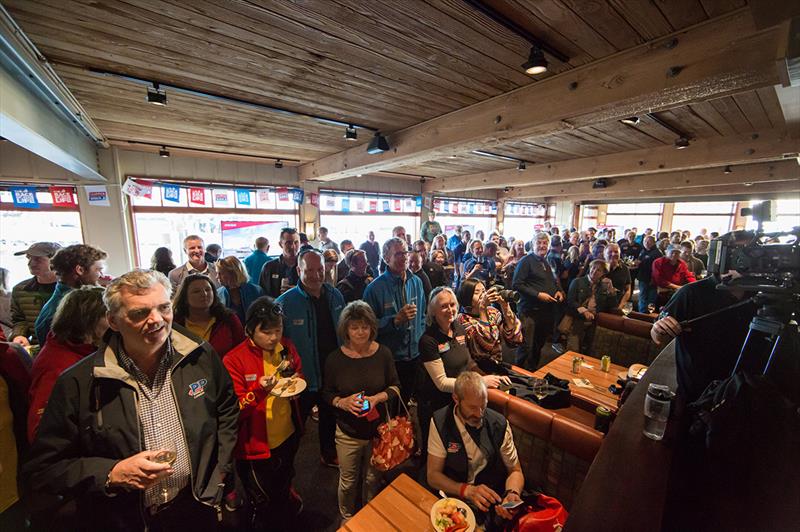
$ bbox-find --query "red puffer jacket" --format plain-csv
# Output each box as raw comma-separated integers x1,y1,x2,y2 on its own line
223,337,304,460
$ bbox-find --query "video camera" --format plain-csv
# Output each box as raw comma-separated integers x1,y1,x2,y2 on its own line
707,201,799,295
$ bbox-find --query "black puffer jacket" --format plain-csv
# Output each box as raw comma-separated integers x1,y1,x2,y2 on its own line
22,326,238,530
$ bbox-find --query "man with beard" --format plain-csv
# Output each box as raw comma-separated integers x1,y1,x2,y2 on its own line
23,269,238,531
168,235,219,291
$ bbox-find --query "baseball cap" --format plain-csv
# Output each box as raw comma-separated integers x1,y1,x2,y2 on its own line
666,244,681,254
14,242,62,258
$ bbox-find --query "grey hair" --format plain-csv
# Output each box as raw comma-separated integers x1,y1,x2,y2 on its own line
381,237,407,262
104,269,171,316
454,371,487,400
531,231,550,249
183,234,204,248
425,286,457,326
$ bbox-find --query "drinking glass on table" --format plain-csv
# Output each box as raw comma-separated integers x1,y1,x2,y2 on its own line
532,379,548,401
151,439,178,503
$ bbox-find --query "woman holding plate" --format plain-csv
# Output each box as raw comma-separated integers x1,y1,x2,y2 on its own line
223,296,304,530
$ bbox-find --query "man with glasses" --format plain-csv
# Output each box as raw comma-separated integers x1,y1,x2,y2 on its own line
259,227,301,298
363,237,426,399
23,269,238,531
277,250,345,468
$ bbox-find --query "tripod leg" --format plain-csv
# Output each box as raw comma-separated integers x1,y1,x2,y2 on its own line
762,334,783,375
731,327,756,375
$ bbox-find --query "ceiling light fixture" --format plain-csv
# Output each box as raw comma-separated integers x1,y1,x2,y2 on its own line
621,117,640,125
146,83,167,106
517,160,527,171
344,125,357,141
674,136,690,149
522,46,548,75
158,146,170,157
723,165,732,174
275,159,283,169
367,132,390,154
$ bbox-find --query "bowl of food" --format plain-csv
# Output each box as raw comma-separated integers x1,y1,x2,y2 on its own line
430,497,475,532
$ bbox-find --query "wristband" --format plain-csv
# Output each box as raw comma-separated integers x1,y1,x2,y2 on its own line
459,483,469,498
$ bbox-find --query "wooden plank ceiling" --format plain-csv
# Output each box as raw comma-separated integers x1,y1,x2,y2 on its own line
6,0,795,200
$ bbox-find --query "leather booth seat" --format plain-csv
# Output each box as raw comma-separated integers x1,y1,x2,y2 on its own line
590,313,660,367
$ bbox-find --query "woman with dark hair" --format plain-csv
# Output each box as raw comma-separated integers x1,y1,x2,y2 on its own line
223,296,304,530
216,255,263,324
27,286,107,442
173,273,245,357
456,278,522,366
322,301,399,524
150,246,176,277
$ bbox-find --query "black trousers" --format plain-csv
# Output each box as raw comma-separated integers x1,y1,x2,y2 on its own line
236,432,300,531
394,358,420,402
146,487,217,532
299,390,337,459
516,307,555,370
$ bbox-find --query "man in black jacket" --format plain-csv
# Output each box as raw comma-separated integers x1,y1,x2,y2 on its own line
512,232,565,370
259,227,301,297
23,269,238,531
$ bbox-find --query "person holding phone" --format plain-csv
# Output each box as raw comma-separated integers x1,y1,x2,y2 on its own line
322,301,400,524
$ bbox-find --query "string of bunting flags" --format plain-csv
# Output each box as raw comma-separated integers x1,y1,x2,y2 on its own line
318,191,422,213
433,198,498,215
5,185,79,209
120,177,305,206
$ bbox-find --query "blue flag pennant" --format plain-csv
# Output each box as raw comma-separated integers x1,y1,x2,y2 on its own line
236,189,251,206
11,187,39,209
163,183,181,203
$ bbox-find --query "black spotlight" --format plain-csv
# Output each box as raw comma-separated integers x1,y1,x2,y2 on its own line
146,83,167,106
344,125,357,141
674,137,690,149
592,179,608,189
159,146,170,158
724,165,732,174
367,132,390,154
517,160,526,171
621,117,640,125
275,159,283,169
522,46,547,75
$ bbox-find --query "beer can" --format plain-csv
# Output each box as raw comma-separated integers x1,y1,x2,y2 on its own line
600,355,611,372
571,356,582,374
594,406,612,434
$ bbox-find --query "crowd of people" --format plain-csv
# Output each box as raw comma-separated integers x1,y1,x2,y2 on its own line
0,215,722,531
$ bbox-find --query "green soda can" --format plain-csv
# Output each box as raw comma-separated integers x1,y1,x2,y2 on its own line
601,355,611,372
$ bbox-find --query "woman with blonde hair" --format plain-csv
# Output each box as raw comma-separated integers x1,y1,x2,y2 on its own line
216,255,263,324
323,248,340,286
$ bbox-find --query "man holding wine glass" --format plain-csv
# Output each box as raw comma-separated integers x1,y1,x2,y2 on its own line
23,269,238,531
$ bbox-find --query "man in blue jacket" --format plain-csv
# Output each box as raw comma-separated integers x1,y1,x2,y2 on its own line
363,237,426,400
243,236,270,283
277,249,344,467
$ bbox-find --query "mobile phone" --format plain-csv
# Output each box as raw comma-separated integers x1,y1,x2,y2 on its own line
501,500,524,509
358,393,370,412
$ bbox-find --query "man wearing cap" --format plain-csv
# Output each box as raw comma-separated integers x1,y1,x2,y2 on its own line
10,242,60,346
651,244,696,308
34,244,108,345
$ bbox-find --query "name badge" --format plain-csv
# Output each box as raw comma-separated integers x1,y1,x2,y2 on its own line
384,302,395,309
292,319,304,325
272,274,280,278
437,343,450,354
245,374,257,382
447,442,461,453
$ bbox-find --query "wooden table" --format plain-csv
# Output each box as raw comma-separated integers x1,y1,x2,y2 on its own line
340,473,439,532
532,352,626,414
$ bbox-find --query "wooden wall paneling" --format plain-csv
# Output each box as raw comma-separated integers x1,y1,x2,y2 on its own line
687,101,739,136
733,91,775,131
699,0,747,18
755,87,788,129
607,0,675,40
9,0,442,126
709,96,757,133
557,0,643,50
652,0,709,29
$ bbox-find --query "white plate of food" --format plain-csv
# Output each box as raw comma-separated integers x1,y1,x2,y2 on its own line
430,497,475,532
269,376,306,398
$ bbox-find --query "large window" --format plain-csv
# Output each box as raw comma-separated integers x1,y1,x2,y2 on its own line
318,190,421,246
579,205,599,230
503,202,555,241
745,198,800,233
0,188,83,287
433,197,496,241
605,203,663,234
671,201,735,236
130,180,298,266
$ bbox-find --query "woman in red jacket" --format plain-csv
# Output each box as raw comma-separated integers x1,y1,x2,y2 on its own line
223,296,304,531
172,273,245,357
27,286,107,442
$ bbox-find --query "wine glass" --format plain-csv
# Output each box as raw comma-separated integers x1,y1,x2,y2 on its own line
151,439,178,503
647,303,656,314
533,379,548,402
622,302,632,317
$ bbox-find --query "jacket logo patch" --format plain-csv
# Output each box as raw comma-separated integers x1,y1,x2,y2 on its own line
447,442,461,453
292,319,304,325
188,378,208,398
271,274,279,278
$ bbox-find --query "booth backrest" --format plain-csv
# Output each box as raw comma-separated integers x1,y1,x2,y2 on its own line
590,313,660,367
488,389,603,510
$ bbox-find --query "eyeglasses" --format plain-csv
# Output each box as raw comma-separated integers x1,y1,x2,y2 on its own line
251,303,283,319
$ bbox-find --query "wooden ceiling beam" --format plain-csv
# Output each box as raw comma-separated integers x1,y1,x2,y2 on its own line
299,9,784,182
505,160,798,199
426,130,797,193
542,179,800,202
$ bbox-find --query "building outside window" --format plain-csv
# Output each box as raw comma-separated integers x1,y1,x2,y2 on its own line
671,201,736,237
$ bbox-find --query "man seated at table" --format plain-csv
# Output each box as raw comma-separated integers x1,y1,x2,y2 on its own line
427,372,524,527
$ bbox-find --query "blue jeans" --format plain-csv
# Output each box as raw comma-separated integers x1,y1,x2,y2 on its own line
638,281,658,312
